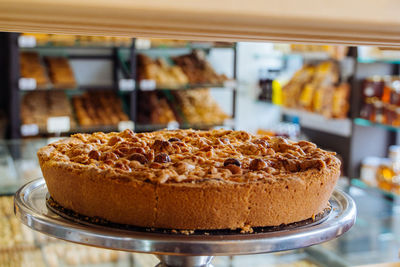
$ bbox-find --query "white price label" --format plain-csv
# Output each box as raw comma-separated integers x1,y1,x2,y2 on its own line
47,116,70,133
21,124,39,136
19,78,37,90
135,38,151,50
140,79,156,91
118,121,135,131
119,79,135,92
18,35,37,48
167,121,179,130
223,80,237,88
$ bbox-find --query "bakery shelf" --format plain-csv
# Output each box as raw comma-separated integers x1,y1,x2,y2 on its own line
357,57,400,64
19,85,119,92
284,51,332,61
20,40,233,51
281,108,352,137
21,125,122,137
353,118,400,132
181,122,234,130
135,123,175,132
20,44,129,50
2,32,238,138
135,43,235,51
138,82,237,91
135,122,233,132
70,125,121,134
49,125,118,135
26,122,233,135
17,35,132,49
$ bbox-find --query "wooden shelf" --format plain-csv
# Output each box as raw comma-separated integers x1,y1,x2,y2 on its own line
2,0,400,46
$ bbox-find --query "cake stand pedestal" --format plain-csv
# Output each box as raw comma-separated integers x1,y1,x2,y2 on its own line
14,178,356,267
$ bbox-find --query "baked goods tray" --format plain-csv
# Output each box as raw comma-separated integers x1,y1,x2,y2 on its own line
14,178,356,267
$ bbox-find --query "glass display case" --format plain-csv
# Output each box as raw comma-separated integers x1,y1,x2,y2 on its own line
0,139,399,266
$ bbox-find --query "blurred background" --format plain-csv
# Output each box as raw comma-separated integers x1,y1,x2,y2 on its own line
0,32,399,266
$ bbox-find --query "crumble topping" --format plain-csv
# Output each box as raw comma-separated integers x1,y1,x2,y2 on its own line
41,129,337,184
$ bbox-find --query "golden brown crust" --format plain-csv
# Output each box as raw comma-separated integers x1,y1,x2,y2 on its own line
38,129,340,230
38,129,337,184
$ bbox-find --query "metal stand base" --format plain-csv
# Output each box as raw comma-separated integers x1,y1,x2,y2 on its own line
156,255,214,267
14,178,356,267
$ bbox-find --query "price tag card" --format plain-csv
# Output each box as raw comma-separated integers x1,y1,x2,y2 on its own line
167,121,179,130
21,124,39,136
140,79,156,91
19,78,37,90
18,35,37,48
135,38,151,49
118,121,135,131
47,116,70,133
119,79,135,92
223,80,237,89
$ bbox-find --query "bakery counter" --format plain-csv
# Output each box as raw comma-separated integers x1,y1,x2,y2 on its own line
0,138,399,267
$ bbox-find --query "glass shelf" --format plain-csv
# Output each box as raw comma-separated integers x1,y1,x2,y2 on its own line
285,52,332,61
135,43,235,51
138,82,236,91
353,118,400,132
351,179,399,201
281,108,352,137
357,57,400,64
18,35,132,49
21,43,236,51
20,45,130,50
135,122,233,132
36,125,120,136
26,122,234,136
19,85,119,92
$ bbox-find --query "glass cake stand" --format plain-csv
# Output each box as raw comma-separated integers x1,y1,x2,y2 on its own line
14,178,356,267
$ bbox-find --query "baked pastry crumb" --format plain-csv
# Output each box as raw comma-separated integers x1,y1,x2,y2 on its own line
240,225,254,234
180,230,195,235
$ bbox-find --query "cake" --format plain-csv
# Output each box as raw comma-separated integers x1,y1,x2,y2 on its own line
37,129,340,230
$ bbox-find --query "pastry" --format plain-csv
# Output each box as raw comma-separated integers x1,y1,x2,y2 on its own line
173,50,228,84
21,91,75,129
20,52,50,87
137,54,188,88
45,57,77,89
173,89,230,125
282,61,349,118
38,129,340,230
137,92,177,124
72,91,129,127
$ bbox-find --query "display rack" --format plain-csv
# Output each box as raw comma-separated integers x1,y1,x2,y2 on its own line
276,49,355,177
277,47,400,180
0,33,237,138
346,47,400,181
